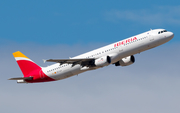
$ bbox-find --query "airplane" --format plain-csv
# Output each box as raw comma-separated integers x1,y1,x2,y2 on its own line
9,29,174,83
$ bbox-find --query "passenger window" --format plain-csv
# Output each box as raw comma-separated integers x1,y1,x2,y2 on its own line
158,32,160,34
161,31,163,33
164,30,167,32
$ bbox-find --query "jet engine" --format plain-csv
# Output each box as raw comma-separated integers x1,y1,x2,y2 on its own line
115,55,135,66
94,56,111,67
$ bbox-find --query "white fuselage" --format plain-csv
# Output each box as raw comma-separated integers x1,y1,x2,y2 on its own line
42,29,174,80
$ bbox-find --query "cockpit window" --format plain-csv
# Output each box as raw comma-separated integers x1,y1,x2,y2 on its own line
158,30,167,34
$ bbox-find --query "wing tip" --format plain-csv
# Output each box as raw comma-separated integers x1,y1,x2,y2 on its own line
43,59,47,63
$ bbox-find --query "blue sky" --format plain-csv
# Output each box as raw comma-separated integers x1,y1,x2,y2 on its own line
0,0,180,46
1,1,180,113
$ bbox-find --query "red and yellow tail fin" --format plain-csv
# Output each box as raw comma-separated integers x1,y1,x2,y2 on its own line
13,51,41,77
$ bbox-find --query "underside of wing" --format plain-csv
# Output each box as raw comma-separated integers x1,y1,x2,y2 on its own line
45,58,95,66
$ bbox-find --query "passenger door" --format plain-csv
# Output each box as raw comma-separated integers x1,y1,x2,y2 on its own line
149,33,154,41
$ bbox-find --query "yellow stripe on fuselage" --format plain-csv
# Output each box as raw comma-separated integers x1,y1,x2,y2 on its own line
13,51,30,59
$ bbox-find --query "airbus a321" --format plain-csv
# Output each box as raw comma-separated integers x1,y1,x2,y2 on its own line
9,29,174,83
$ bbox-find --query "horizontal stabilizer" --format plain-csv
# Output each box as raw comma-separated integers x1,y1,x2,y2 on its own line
8,77,33,80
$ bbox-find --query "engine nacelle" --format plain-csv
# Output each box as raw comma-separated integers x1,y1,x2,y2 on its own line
115,55,135,66
94,56,111,67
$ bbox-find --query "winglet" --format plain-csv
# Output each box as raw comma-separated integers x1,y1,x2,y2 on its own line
43,59,46,63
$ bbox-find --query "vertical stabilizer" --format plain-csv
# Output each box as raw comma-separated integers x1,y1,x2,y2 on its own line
13,51,41,77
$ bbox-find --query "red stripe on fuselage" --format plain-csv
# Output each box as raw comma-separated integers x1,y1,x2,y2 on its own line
25,69,55,83
17,60,55,83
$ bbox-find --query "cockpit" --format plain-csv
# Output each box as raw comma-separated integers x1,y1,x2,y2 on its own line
158,30,167,34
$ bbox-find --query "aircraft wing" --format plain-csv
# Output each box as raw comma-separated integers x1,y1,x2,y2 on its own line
45,58,95,66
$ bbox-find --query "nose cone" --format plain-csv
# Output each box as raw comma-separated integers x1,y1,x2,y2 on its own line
168,32,174,40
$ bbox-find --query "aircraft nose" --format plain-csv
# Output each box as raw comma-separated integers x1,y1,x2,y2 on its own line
168,32,174,39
